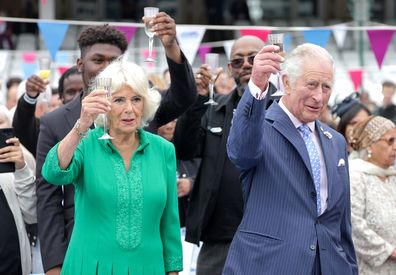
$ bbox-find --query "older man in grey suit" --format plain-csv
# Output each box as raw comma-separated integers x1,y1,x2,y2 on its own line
224,43,357,274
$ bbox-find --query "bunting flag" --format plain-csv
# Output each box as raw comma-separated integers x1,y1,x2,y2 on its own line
303,29,331,48
198,46,211,64
367,29,395,69
142,49,156,71
114,26,137,44
223,40,234,60
41,0,47,5
55,52,70,64
348,68,363,92
57,65,71,76
332,24,348,49
22,52,37,64
38,22,69,60
284,33,292,53
22,63,37,79
176,26,206,65
240,29,271,42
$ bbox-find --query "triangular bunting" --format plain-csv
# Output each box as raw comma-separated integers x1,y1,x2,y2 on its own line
198,46,211,64
22,63,37,79
240,29,271,42
22,52,37,64
41,0,47,5
332,24,348,49
303,29,331,48
114,26,137,44
57,65,71,76
223,40,234,60
38,22,69,60
367,30,395,69
142,49,156,71
348,68,363,92
284,33,291,53
176,26,206,65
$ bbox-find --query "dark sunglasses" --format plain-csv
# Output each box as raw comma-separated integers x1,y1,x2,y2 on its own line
378,137,396,146
229,55,255,69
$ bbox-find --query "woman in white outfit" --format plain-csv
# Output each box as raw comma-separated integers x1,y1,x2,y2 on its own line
349,115,396,275
0,106,36,275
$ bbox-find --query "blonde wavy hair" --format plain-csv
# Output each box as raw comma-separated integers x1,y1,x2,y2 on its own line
91,59,161,128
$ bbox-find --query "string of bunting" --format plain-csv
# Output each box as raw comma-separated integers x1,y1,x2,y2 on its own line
1,16,396,91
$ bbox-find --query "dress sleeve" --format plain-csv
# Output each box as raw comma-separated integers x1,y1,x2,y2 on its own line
41,141,84,186
350,170,394,267
160,142,183,272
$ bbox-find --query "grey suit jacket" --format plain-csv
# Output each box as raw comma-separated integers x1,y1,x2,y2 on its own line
223,88,358,275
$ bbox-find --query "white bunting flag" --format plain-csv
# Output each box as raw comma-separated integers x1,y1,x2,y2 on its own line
176,26,206,65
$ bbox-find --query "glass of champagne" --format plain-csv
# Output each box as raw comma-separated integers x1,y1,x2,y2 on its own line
144,7,159,62
204,53,219,106
94,77,113,140
267,33,285,96
38,57,52,102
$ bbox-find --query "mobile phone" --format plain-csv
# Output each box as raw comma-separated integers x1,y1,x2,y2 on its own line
0,128,15,173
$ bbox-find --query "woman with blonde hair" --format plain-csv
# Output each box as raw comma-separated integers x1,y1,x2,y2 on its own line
349,115,396,274
42,60,182,274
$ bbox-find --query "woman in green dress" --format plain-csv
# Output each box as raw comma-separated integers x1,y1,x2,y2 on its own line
42,60,183,274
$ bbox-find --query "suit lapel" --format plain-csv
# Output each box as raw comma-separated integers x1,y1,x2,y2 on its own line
266,103,314,180
64,95,82,131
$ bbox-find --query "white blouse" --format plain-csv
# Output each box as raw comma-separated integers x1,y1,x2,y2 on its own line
349,158,396,275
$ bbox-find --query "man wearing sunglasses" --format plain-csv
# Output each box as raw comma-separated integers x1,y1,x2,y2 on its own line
173,35,273,275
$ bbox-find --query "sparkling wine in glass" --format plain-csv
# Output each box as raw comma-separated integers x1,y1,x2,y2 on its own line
204,53,219,106
144,7,159,62
267,33,285,96
94,77,113,140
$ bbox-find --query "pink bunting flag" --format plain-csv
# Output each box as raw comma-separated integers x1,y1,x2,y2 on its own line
22,52,37,64
367,30,395,69
142,49,156,71
348,68,363,92
42,0,47,5
240,29,272,42
114,26,138,44
198,46,211,64
57,65,71,76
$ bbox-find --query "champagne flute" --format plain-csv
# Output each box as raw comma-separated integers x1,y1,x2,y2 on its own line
94,77,113,140
38,57,52,103
267,33,285,96
144,7,159,62
204,53,219,106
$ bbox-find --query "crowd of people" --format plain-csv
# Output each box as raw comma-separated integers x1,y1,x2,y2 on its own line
1,10,396,275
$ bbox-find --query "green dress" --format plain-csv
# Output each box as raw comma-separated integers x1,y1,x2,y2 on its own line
42,128,182,274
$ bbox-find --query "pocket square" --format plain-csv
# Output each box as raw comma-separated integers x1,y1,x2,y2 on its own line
337,159,345,167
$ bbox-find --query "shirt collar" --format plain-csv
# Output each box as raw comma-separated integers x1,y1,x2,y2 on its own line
279,98,315,133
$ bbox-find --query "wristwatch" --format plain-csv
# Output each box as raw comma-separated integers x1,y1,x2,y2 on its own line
73,119,88,139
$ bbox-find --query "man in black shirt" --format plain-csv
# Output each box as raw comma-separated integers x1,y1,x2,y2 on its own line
174,36,270,275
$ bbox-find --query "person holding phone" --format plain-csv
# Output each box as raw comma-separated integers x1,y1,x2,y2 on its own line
0,105,36,275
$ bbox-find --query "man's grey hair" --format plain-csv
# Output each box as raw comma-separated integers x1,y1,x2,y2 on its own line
283,43,335,88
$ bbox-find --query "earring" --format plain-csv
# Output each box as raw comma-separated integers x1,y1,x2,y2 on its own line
367,149,372,159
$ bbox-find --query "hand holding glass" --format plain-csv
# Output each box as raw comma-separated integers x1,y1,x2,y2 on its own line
267,33,285,96
204,53,219,106
144,7,159,62
38,57,52,102
94,78,113,140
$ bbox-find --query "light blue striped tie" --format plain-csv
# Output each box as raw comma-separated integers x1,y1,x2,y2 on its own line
299,124,321,216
